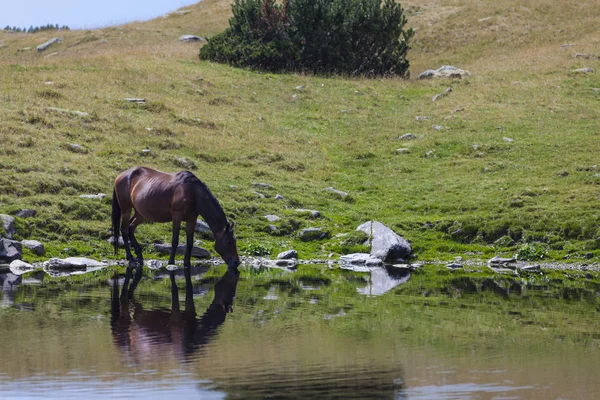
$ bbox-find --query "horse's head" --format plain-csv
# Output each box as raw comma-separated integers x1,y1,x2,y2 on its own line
214,222,240,269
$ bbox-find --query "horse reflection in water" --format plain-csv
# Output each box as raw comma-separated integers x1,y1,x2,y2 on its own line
110,265,239,362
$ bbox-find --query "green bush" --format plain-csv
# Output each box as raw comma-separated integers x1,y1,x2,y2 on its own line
199,0,414,76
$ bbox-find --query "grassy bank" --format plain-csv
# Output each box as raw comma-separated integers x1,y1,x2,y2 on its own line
0,0,599,264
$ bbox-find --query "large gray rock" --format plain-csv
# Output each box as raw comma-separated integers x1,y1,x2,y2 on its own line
153,243,210,258
0,238,21,262
418,65,471,79
356,221,412,261
9,260,35,276
277,250,298,260
37,37,62,52
43,257,107,269
21,240,45,256
0,214,16,239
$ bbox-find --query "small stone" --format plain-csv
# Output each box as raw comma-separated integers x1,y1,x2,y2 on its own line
252,191,266,199
519,264,541,272
178,35,205,42
48,107,89,117
0,214,16,239
13,209,36,218
295,209,320,218
268,225,278,232
396,148,410,154
585,252,594,259
21,240,45,256
488,256,516,265
277,250,298,260
503,137,514,143
446,263,463,269
415,116,429,121
141,149,151,155
432,87,452,101
572,67,593,74
0,238,21,262
264,215,280,222
274,194,284,200
195,220,212,235
124,98,145,104
67,143,88,153
295,85,305,90
174,156,197,170
424,150,435,158
37,37,62,52
398,133,417,140
432,125,447,131
253,182,273,189
323,187,348,199
79,193,106,200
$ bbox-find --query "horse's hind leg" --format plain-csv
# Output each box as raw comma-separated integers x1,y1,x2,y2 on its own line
120,209,135,263
184,220,196,268
128,213,145,263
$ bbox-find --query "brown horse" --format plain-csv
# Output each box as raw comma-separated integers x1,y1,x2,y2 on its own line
112,166,240,269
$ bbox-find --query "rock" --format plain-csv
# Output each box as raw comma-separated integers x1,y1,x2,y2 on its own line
323,187,348,199
446,263,463,269
107,236,125,247
488,256,516,265
274,259,297,268
415,116,429,121
295,209,320,218
13,209,36,218
503,137,514,143
340,253,383,266
37,37,62,52
9,260,35,276
146,260,164,270
299,227,328,241
153,243,210,258
275,194,284,200
44,257,107,268
21,240,45,256
141,149,151,156
47,107,90,117
264,215,280,222
178,35,205,42
268,225,278,232
295,85,305,90
79,193,106,200
432,87,453,101
398,133,417,140
572,67,593,74
396,148,410,154
174,157,197,170
575,53,598,60
171,9,192,15
0,214,16,239
585,252,594,259
67,143,88,153
195,220,212,235
277,250,298,260
418,65,471,79
252,191,266,199
424,150,436,158
432,125,447,131
356,221,412,261
478,16,494,22
253,182,273,189
124,98,145,104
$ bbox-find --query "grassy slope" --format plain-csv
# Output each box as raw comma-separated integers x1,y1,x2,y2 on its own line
0,0,599,263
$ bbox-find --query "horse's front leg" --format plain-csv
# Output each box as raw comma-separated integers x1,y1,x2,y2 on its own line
184,220,196,269
169,218,182,266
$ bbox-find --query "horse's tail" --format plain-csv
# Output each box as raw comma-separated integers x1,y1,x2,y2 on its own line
111,187,120,257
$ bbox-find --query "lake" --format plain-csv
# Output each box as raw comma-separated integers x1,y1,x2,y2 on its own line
1,262,600,399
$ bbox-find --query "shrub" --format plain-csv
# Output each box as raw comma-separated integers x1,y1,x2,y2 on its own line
199,0,414,76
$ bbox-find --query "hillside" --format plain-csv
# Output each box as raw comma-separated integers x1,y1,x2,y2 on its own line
0,0,599,263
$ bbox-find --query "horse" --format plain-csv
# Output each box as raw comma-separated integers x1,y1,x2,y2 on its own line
111,166,240,269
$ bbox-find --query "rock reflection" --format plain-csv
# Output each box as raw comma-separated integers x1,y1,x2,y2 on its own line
110,265,239,362
357,265,411,296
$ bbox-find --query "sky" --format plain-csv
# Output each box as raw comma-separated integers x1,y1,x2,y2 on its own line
0,0,200,30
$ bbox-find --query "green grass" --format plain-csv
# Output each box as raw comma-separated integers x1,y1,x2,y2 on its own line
0,0,599,264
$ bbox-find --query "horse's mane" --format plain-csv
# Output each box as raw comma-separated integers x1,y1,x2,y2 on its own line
175,171,228,232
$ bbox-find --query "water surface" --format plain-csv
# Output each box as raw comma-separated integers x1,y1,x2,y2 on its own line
1,264,599,399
